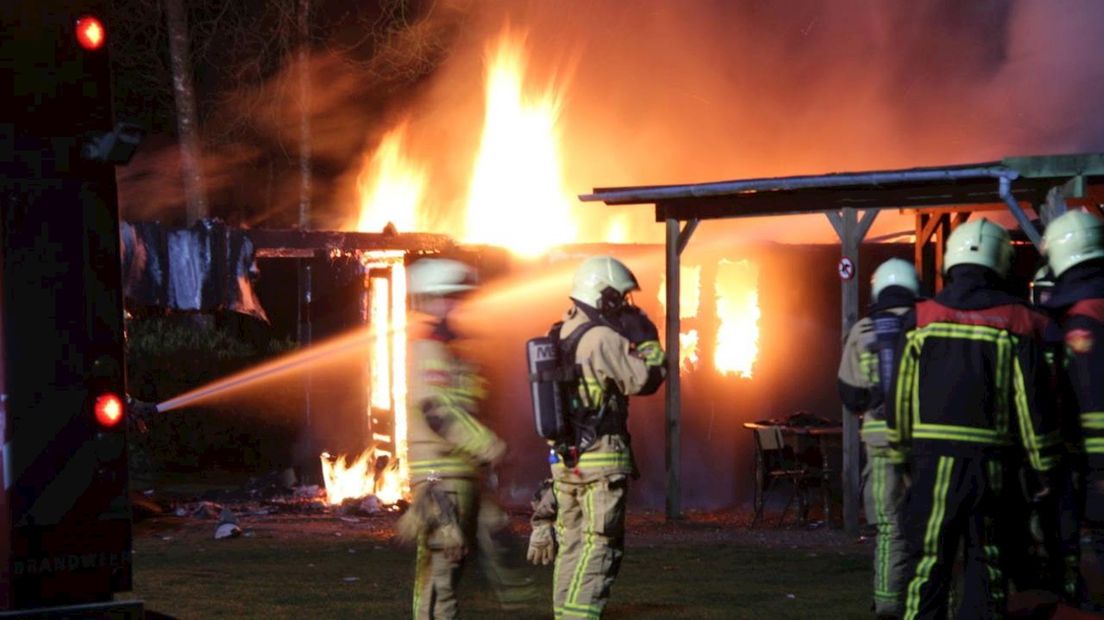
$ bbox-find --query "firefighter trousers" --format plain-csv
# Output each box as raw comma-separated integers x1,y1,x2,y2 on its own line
412,479,533,619
863,444,908,617
901,454,1016,620
413,478,476,620
553,474,628,620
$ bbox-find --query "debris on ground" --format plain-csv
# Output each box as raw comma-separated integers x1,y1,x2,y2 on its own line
214,507,242,540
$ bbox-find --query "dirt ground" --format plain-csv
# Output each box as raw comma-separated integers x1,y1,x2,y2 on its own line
133,495,858,549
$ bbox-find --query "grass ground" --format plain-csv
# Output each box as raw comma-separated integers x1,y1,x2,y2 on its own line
119,512,872,619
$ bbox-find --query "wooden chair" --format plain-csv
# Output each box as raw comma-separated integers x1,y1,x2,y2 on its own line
750,426,821,527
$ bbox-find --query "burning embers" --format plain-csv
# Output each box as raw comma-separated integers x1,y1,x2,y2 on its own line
660,259,760,377
320,450,404,508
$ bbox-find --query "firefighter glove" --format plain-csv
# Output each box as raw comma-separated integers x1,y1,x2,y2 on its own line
527,522,556,566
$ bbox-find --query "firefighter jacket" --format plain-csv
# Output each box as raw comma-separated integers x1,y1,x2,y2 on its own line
551,305,665,482
407,318,505,485
1045,260,1104,470
886,266,1061,472
838,301,913,449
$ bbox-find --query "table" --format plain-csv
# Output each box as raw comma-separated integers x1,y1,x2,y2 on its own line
742,422,842,526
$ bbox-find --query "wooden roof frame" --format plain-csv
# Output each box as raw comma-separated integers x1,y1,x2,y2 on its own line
580,153,1104,530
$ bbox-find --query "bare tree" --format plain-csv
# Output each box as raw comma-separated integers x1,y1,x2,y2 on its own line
298,0,312,230
163,0,207,224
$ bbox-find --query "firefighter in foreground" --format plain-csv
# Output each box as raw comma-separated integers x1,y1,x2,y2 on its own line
838,258,920,619
1042,209,1104,608
398,258,508,619
887,219,1062,619
528,256,665,620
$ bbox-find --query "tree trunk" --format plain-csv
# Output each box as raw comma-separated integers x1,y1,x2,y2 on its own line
164,0,207,225
297,0,312,230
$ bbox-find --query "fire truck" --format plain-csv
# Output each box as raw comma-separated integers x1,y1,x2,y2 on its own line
1,1,143,616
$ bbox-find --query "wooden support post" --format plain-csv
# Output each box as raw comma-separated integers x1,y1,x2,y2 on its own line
665,218,683,521
827,208,876,536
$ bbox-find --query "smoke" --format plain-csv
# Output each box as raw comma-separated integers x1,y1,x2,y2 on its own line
356,0,1104,244
120,1,1104,236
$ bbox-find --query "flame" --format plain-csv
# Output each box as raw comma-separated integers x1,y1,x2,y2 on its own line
369,276,391,410
658,265,702,318
680,329,700,371
320,449,405,506
355,124,426,234
363,252,409,500
605,214,630,245
715,259,760,378
659,265,702,373
462,29,576,256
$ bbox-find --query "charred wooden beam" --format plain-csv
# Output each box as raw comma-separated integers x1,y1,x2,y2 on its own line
250,229,456,258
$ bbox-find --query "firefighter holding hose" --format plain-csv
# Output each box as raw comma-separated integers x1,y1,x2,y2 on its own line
399,258,507,619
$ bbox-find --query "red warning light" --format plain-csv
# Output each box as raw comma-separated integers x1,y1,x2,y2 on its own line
75,16,105,51
94,393,124,428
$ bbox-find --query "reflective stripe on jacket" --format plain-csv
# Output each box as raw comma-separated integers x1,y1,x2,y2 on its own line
1059,298,1104,466
407,321,504,484
886,298,1061,471
838,309,910,448
552,306,664,481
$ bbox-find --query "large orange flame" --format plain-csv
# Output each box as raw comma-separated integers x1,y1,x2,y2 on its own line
714,259,760,378
463,30,576,256
355,124,426,234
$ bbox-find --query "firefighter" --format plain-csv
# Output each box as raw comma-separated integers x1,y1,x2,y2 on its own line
401,258,507,620
837,258,920,619
887,219,1062,619
533,255,665,620
1042,209,1104,608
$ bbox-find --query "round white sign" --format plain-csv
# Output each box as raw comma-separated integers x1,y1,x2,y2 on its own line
838,257,855,280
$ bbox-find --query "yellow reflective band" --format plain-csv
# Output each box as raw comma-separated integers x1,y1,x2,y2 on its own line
1012,354,1051,471
894,334,922,447
579,377,604,408
905,456,954,620
911,426,1012,446
566,487,596,609
553,451,633,471
562,603,602,619
860,351,879,385
1081,412,1104,430
636,340,665,367
410,457,476,476
918,322,1017,343
1084,438,1104,454
873,458,890,597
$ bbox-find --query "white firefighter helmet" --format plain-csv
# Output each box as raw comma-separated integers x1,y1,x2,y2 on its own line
871,258,919,301
407,258,477,296
943,218,1013,277
1042,210,1104,277
570,256,640,311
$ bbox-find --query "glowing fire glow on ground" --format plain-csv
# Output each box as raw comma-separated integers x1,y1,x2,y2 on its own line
715,259,760,378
